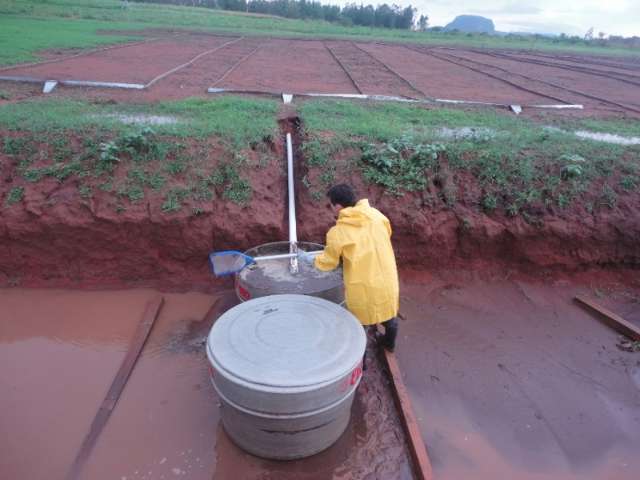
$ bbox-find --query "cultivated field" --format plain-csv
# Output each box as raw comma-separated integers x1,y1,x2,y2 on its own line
2,32,640,115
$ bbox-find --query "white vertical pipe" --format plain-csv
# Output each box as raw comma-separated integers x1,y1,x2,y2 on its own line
286,133,299,273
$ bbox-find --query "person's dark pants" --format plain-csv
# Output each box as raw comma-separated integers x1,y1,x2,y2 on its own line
362,317,399,370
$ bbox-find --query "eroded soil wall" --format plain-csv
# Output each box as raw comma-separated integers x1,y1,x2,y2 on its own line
2,153,640,290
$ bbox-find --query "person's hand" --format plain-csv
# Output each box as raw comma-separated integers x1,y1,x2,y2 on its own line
297,250,315,265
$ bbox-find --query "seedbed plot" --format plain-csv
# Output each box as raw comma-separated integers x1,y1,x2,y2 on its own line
2,34,237,85
453,49,640,112
360,43,554,105
323,41,423,98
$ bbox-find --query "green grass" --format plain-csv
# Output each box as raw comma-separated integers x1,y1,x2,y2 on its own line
0,0,636,66
0,96,279,144
0,95,276,211
299,99,640,214
300,100,514,141
4,186,24,206
0,16,140,65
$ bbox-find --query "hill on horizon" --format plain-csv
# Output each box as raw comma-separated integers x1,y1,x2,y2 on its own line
443,15,495,34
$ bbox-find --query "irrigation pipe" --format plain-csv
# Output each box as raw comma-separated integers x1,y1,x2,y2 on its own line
207,88,583,111
286,133,299,274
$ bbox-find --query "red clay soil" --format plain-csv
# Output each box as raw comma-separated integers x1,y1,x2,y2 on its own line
1,129,640,290
2,35,231,84
3,34,233,85
449,49,640,110
358,43,554,105
296,161,640,277
0,134,288,291
323,41,422,98
217,39,361,95
0,288,415,480
148,37,265,99
395,269,640,480
511,52,640,79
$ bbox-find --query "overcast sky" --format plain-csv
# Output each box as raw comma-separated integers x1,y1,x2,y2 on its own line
335,0,640,37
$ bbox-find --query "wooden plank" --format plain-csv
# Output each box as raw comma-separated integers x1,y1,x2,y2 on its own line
67,296,164,480
376,329,433,480
575,295,640,341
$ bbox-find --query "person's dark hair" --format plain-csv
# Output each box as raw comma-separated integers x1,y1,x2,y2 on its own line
327,184,357,207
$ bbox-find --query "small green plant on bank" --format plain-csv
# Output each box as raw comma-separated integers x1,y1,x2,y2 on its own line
5,186,24,206
600,184,617,209
117,183,144,203
78,184,92,198
620,175,638,191
3,137,29,156
162,187,191,213
23,160,82,182
0,90,10,100
361,135,445,196
301,100,640,216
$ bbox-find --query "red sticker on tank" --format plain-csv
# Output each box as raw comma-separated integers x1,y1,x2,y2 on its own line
237,284,251,301
349,363,363,385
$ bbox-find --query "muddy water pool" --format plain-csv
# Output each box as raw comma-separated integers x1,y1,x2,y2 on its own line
0,288,413,480
396,270,640,480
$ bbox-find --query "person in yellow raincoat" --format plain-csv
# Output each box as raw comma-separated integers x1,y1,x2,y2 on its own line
300,184,400,351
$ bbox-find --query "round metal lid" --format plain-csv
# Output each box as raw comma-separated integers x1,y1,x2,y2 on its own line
207,294,366,388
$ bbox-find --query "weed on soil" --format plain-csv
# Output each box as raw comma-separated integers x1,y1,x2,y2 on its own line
0,97,278,213
299,100,640,217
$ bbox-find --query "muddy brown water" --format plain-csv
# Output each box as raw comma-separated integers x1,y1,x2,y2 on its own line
396,269,640,480
0,288,412,480
2,270,639,479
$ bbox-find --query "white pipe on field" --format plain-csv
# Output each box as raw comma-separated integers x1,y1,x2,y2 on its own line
286,133,299,273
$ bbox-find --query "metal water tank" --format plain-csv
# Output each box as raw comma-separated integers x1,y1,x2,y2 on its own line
235,241,344,304
206,294,366,459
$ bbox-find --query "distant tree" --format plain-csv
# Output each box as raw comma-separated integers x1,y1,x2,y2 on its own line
417,14,428,31
584,27,594,41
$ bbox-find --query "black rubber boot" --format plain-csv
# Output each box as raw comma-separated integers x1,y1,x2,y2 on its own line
378,317,399,352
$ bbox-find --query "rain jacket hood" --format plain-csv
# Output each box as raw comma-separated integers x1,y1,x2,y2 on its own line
314,199,399,325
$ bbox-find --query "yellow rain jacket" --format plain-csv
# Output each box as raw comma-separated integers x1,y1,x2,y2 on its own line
314,199,399,326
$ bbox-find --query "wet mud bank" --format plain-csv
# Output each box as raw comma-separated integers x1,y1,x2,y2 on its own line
1,120,639,289
2,167,639,290
298,182,640,271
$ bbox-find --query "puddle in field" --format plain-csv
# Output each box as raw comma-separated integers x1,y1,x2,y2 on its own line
436,127,497,140
573,130,640,145
92,113,179,125
544,126,640,145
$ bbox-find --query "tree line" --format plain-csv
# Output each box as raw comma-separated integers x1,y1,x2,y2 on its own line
130,1,420,29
